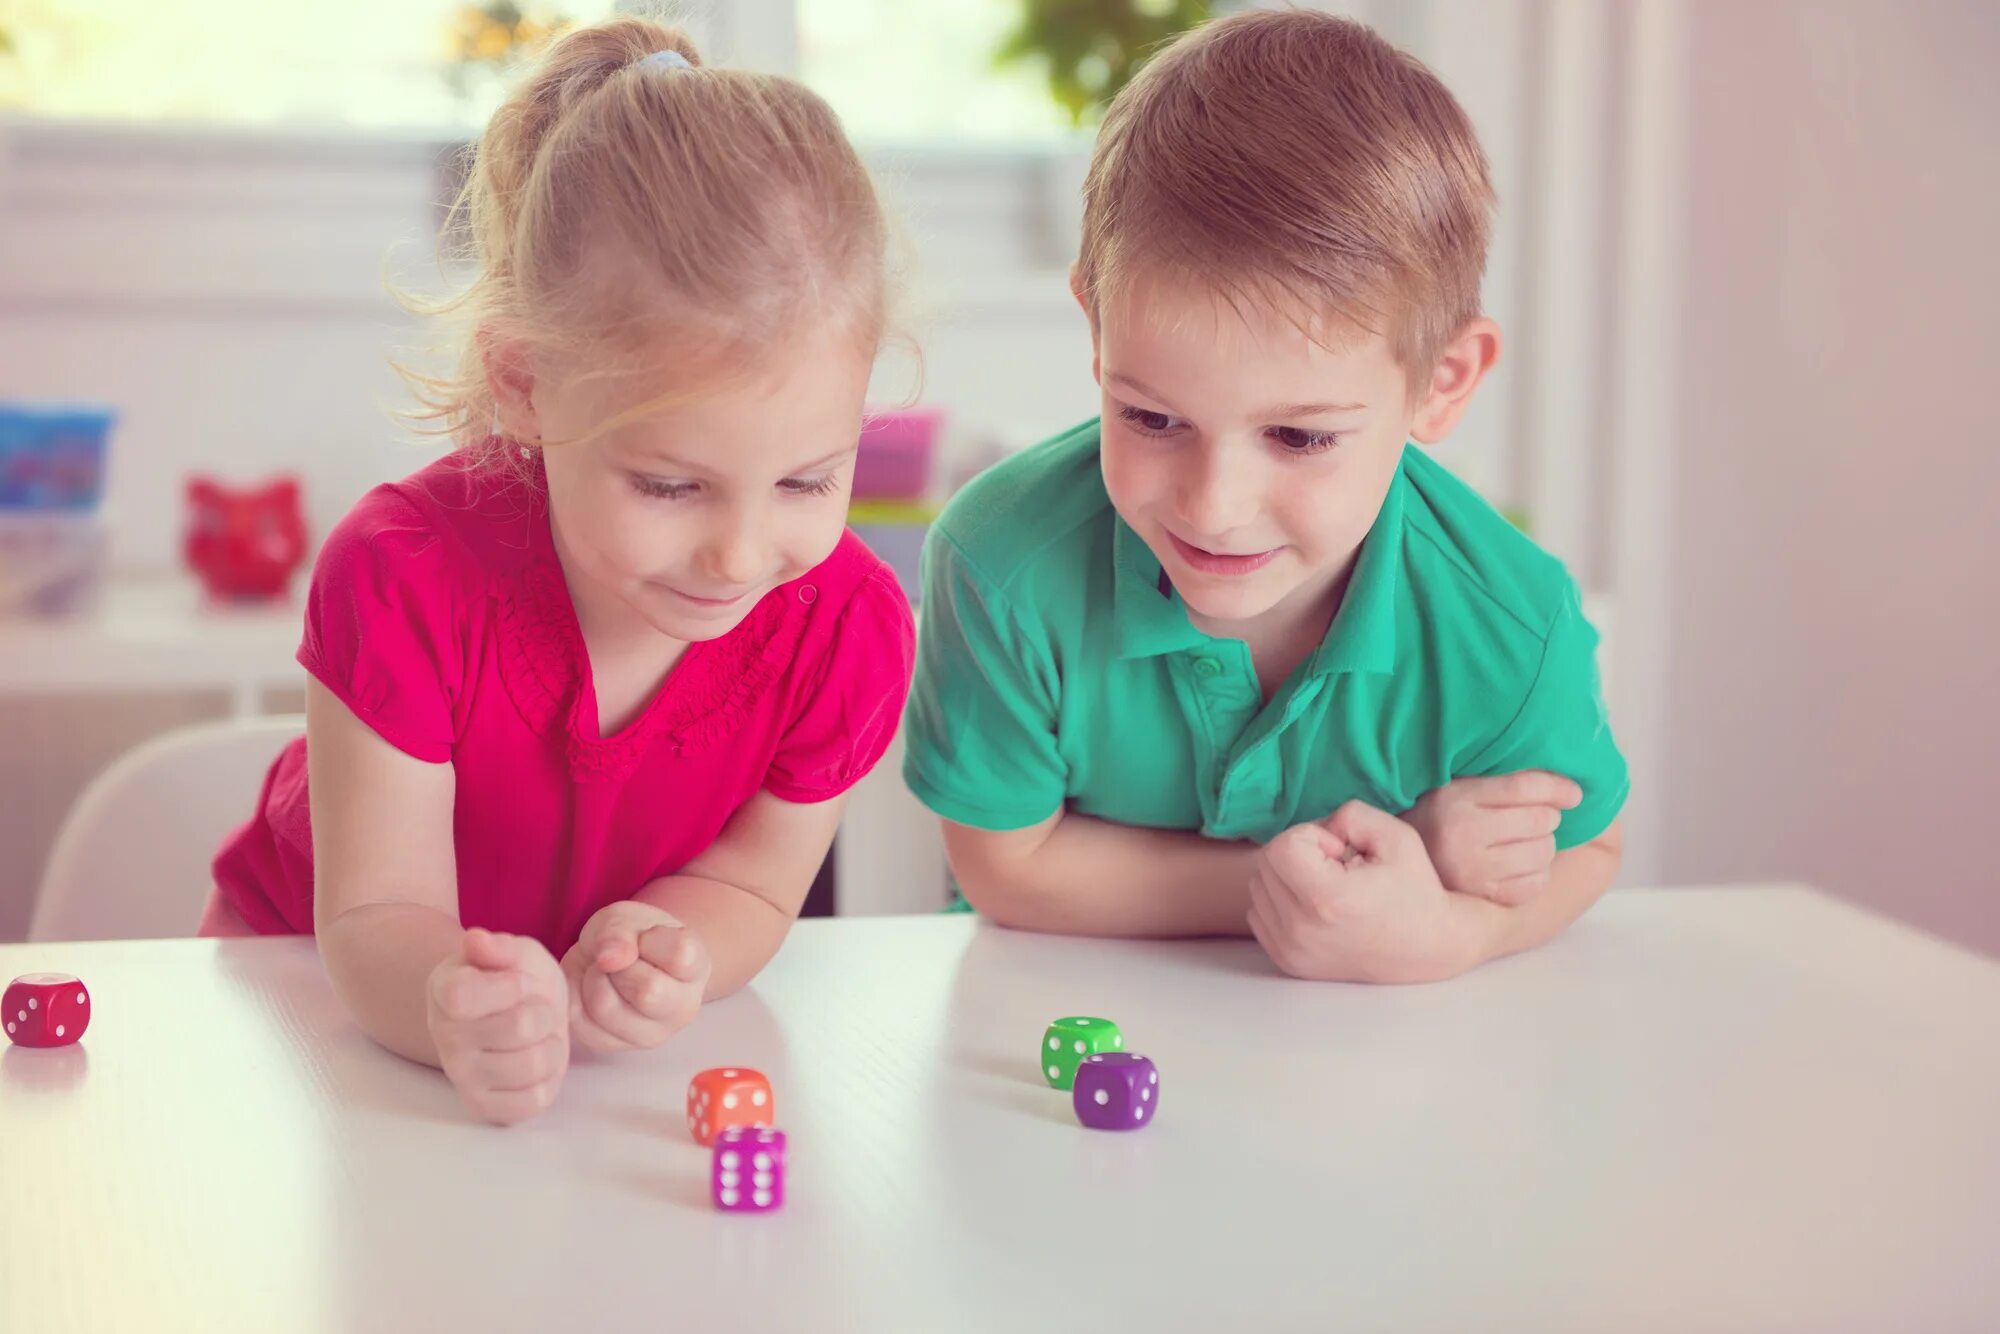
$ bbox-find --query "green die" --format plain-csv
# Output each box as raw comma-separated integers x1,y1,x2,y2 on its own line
1041,1016,1123,1089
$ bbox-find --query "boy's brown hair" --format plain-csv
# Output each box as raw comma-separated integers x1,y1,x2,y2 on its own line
1075,8,1493,376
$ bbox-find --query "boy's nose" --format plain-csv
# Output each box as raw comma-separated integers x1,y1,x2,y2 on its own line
1177,451,1257,536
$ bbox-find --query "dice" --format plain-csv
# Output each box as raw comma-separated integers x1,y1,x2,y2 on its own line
4,973,90,1048
686,1067,774,1145
1072,1052,1159,1130
712,1126,786,1213
1040,1015,1122,1089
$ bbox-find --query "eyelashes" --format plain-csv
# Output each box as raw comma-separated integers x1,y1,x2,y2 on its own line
628,473,843,501
1115,404,1345,456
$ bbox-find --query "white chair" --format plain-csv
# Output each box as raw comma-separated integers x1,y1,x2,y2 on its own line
31,714,304,942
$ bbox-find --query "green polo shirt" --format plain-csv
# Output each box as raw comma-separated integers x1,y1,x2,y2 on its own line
904,418,1627,851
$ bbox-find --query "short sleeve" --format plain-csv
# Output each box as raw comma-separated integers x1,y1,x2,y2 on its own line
297,486,461,763
1461,585,1629,849
763,567,916,803
901,527,1068,831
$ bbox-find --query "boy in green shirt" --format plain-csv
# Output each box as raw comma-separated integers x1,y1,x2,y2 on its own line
905,10,1627,982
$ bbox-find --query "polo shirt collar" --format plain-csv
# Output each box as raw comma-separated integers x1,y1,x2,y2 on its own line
1111,515,1208,660
1302,448,1406,679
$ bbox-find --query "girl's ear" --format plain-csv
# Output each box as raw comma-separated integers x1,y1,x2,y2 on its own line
478,329,541,443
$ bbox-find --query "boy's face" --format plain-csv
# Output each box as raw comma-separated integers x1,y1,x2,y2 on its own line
1086,275,1495,636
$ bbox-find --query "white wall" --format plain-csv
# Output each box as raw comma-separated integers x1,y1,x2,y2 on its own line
1665,0,2000,950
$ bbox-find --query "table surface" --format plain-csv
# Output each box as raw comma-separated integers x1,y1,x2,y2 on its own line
3,885,1997,1333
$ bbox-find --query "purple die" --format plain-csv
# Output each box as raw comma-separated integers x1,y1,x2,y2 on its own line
713,1126,787,1212
1072,1052,1159,1130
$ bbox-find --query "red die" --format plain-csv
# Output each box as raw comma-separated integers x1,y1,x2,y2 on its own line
686,1067,774,1146
5,972,90,1048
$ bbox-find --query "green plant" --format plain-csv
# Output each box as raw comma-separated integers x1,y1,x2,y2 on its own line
996,0,1209,128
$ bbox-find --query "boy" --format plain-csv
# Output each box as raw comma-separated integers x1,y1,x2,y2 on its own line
905,10,1626,983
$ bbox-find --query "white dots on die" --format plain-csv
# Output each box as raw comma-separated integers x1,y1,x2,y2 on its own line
1114,1035,1123,1048
1047,1036,1059,1051
1093,1090,1109,1106
1142,1088,1151,1102
720,1151,739,1170
756,1130,775,1143
723,1093,738,1110
1074,1018,1091,1026
1149,1070,1158,1084
700,1121,710,1139
720,1189,740,1206
720,1171,740,1189
752,1089,767,1107
753,1190,773,1207
1134,1106,1145,1121
77,992,86,1005
1073,1040,1085,1054
53,1026,63,1038
753,1152,771,1171
722,1068,739,1077
4,1023,11,1035
753,1172,773,1189
26,998,36,1010
1047,1064,1060,1080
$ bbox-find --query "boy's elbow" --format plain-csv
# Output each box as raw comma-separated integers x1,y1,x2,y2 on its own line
940,816,1063,931
946,856,1041,930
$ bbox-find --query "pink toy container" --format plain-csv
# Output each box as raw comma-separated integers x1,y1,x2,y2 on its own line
853,406,944,501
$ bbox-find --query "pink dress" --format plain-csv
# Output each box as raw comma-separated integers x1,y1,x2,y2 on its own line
211,451,915,954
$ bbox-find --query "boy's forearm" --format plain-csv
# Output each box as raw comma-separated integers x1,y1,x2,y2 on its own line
1467,830,1623,964
634,875,796,1000
317,901,464,1069
955,811,1259,939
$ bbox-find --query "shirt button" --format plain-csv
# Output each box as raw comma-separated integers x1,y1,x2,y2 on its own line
797,584,818,605
1193,657,1222,679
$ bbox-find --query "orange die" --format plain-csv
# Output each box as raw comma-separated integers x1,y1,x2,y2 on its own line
686,1067,774,1145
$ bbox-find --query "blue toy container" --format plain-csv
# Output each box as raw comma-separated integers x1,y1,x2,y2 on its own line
0,404,115,511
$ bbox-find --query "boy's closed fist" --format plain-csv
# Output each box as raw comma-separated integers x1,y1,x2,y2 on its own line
1248,800,1486,985
1404,770,1581,906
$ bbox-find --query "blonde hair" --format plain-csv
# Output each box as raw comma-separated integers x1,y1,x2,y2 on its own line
1075,9,1493,377
403,17,888,459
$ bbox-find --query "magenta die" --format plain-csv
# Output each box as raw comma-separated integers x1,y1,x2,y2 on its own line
1072,1052,1159,1130
713,1126,786,1212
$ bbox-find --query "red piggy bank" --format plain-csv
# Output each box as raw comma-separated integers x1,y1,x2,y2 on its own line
184,475,308,602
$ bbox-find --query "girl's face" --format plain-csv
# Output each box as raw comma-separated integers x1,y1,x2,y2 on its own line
518,328,872,643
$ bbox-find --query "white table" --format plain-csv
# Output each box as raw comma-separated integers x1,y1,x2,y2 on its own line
3,886,1996,1333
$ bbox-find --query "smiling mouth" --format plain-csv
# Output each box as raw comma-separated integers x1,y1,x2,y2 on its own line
657,583,754,609
1167,531,1281,576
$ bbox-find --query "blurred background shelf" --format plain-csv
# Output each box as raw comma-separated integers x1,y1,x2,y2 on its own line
0,573,301,714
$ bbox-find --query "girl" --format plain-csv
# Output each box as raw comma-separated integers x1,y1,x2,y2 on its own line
210,18,914,1125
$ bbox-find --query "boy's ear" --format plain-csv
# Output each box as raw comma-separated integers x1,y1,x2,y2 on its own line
478,329,541,444
1409,317,1501,444
1069,263,1103,382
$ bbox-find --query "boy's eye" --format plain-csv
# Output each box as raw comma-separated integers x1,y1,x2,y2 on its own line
1269,426,1344,455
629,473,698,500
1117,405,1181,435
